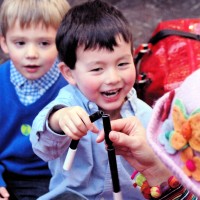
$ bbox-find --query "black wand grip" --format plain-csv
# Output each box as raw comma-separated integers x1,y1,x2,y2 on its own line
102,114,121,193
102,114,113,147
89,110,104,123
107,148,121,193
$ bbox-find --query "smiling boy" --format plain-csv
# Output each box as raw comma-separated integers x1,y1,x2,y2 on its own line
30,1,152,199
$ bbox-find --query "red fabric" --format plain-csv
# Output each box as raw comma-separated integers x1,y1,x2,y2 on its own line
134,19,200,107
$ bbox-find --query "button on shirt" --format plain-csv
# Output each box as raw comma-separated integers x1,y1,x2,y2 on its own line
10,61,60,106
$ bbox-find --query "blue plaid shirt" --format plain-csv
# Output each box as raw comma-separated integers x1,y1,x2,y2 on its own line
10,61,60,106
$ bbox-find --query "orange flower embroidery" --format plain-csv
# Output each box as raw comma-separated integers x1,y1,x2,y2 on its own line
180,147,200,181
169,99,200,152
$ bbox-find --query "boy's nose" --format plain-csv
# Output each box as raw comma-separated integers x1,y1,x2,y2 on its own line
26,44,39,59
105,68,121,84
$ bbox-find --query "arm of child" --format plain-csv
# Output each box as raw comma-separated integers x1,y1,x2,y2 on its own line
30,105,99,161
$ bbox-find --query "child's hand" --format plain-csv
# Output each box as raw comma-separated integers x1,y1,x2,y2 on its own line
49,106,99,140
0,187,9,200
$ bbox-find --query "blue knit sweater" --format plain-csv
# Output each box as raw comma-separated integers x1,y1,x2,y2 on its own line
0,60,67,187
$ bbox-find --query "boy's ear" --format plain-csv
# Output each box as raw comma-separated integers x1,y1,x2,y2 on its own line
58,62,76,85
0,36,9,54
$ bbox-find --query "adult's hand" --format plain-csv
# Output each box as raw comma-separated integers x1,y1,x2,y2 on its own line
96,116,171,186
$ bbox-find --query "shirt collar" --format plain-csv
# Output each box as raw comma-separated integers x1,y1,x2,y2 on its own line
10,60,60,89
71,85,137,116
10,61,26,87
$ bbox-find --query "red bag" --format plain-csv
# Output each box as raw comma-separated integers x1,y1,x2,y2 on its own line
134,19,200,107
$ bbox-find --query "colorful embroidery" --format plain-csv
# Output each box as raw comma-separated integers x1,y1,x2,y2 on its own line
160,98,200,182
169,99,200,152
180,147,200,181
159,119,176,154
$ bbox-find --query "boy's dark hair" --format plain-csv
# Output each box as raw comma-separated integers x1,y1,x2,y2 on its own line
56,0,133,69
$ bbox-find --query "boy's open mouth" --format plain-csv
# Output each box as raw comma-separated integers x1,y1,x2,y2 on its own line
101,89,120,97
25,65,40,69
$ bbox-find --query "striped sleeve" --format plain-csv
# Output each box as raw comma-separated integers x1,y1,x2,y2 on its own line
150,185,198,200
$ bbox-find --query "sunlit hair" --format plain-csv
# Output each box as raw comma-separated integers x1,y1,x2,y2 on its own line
56,0,133,69
0,0,70,36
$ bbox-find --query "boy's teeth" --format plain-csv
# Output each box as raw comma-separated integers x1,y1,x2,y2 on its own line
103,90,119,97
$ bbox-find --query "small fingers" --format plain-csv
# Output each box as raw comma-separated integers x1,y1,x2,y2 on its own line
59,115,87,139
59,107,99,139
96,130,105,143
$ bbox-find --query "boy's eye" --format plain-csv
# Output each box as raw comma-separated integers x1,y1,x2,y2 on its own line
40,41,50,46
118,62,129,67
16,41,25,46
91,67,102,72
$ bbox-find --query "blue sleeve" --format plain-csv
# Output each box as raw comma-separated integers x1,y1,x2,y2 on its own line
0,164,6,187
30,102,71,162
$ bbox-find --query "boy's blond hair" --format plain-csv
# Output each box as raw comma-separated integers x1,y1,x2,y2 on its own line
0,0,70,36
